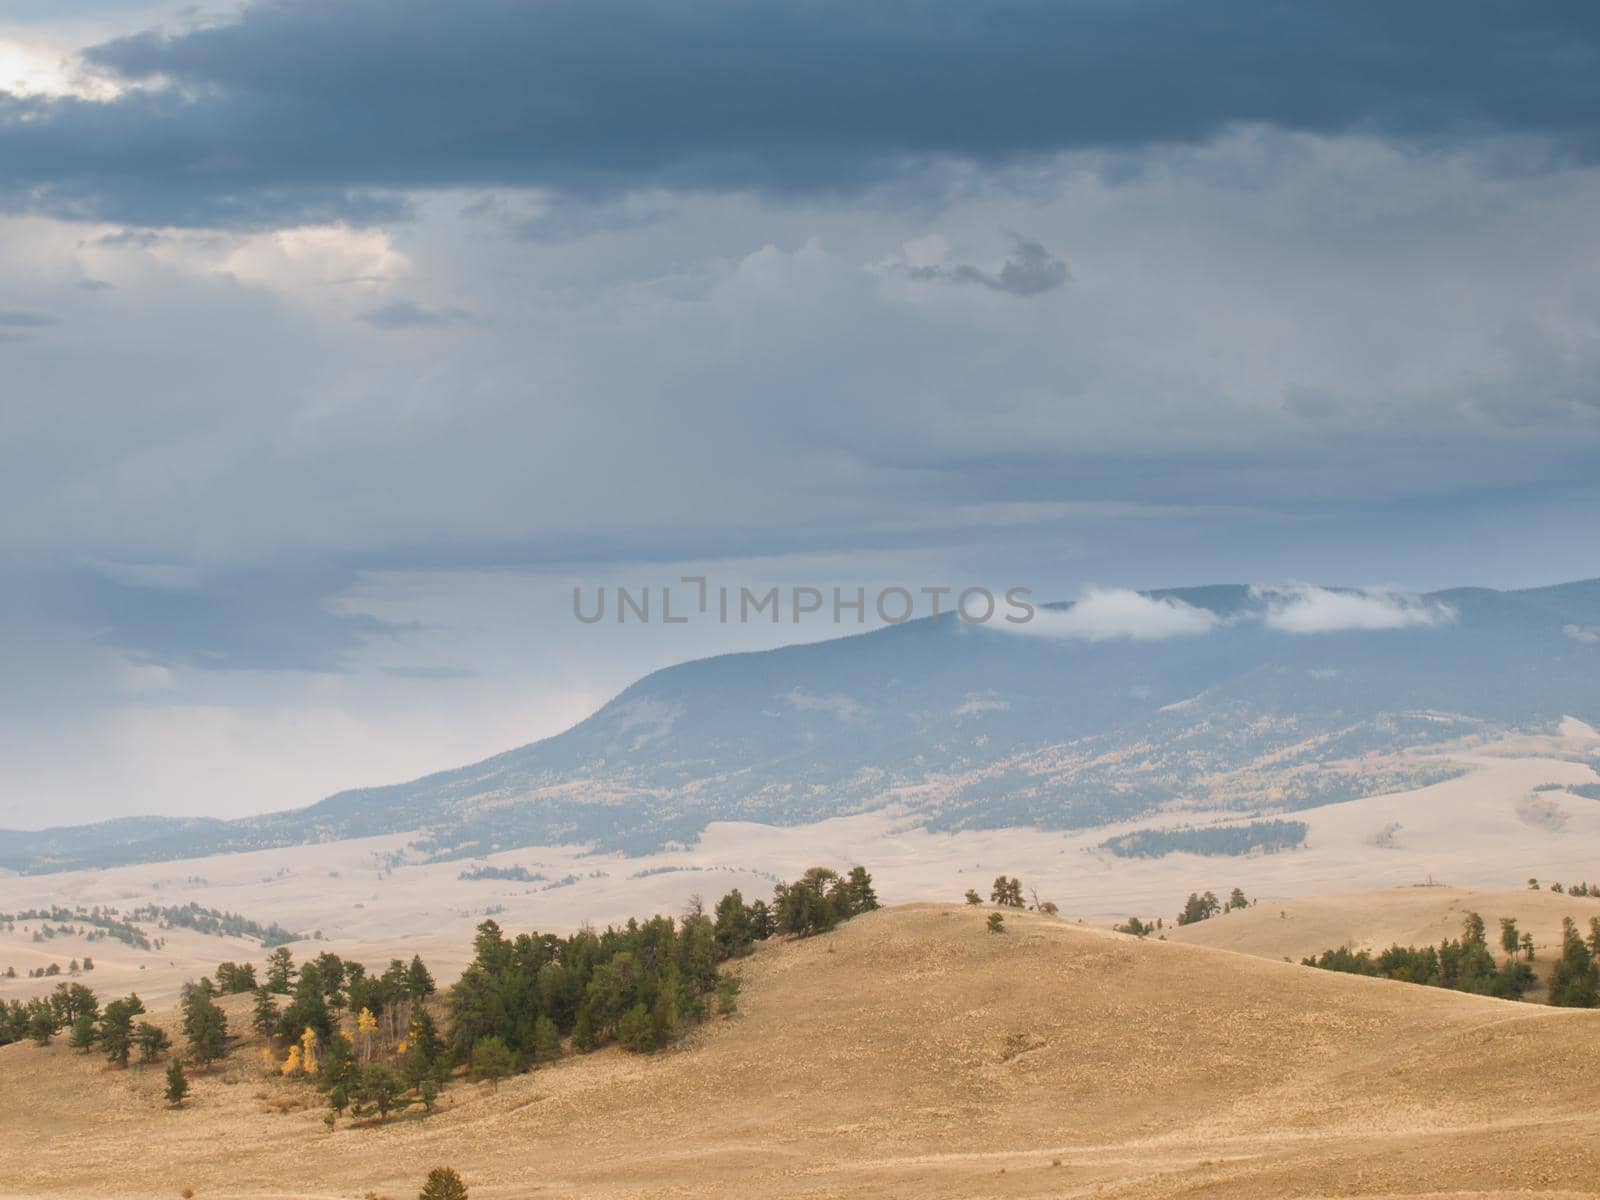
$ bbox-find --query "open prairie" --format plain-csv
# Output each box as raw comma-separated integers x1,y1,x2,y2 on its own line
4,901,1600,1199
5,728,1598,1008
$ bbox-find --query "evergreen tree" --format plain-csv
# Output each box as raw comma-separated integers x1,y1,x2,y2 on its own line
402,1012,442,1089
712,889,753,959
99,994,144,1068
320,1031,358,1093
214,961,258,993
406,954,436,1000
265,946,296,994
1500,917,1520,960
135,1021,172,1063
747,900,773,940
354,1063,406,1120
183,989,229,1070
964,889,982,906
844,866,879,913
27,1004,56,1045
990,876,1025,907
418,1166,468,1200
987,912,1006,934
533,1015,561,1063
165,1060,189,1107
279,962,334,1043
470,1035,516,1088
1548,917,1600,1007
69,1012,98,1050
251,986,281,1042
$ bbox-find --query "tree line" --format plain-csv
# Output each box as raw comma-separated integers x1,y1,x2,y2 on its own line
1299,911,1600,1004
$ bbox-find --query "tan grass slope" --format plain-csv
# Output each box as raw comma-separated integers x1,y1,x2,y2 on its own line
4,903,1599,1199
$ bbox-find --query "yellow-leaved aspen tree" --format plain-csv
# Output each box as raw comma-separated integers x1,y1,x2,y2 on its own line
357,1007,378,1064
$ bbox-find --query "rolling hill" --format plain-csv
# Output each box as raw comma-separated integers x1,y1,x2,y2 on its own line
4,901,1600,1199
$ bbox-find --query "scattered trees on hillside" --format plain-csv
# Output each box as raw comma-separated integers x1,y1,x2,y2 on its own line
1177,892,1221,926
1303,912,1537,1001
1113,916,1161,937
1547,918,1600,1007
990,877,1025,907
215,961,258,993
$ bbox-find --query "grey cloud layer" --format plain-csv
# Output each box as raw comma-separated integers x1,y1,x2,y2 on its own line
3,0,1599,227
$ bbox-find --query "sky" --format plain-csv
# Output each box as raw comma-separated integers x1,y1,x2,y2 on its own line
3,1,1599,827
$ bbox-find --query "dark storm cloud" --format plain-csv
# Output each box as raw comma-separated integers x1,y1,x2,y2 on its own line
900,235,1070,296
3,0,1599,228
60,564,414,672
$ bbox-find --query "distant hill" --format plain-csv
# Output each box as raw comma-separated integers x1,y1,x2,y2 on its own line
4,578,1599,872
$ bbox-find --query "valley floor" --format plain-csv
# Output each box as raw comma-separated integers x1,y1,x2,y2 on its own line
5,726,1599,1009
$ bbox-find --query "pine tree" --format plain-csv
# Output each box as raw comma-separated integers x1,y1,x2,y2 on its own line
252,986,280,1042
69,1012,97,1050
844,866,879,913
321,1030,357,1090
27,1004,56,1045
184,989,229,1070
135,1021,172,1063
712,889,753,959
355,1063,406,1120
418,1166,468,1200
533,1015,561,1063
165,1060,189,1107
964,889,982,906
987,912,1006,934
99,994,144,1068
265,947,296,994
469,1036,515,1089
1500,917,1520,960
406,955,436,1000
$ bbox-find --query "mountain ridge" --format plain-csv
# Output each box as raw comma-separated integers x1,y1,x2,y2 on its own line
5,577,1598,872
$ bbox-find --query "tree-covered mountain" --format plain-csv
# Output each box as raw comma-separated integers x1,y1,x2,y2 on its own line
4,579,1597,872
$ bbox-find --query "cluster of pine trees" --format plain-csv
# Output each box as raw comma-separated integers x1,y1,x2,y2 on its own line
446,865,876,1069
2,863,877,1123
1302,912,1545,1001
1529,877,1600,897
0,977,230,1080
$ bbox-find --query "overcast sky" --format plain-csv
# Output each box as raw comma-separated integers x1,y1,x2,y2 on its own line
3,1,1599,827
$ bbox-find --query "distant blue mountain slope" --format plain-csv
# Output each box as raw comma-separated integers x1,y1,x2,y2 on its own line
4,579,1597,872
